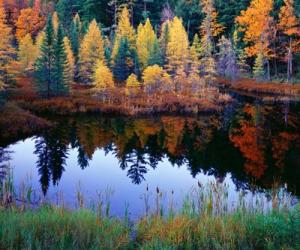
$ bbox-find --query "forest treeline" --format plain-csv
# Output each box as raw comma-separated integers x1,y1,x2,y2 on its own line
0,0,300,99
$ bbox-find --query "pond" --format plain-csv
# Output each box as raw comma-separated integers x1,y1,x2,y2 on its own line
1,96,300,218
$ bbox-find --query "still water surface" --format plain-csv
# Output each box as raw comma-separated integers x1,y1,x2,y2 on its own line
1,96,300,217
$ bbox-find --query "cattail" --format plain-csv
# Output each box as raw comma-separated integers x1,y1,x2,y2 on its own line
198,181,202,188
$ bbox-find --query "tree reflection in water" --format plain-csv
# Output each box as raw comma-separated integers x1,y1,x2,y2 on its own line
1,101,300,196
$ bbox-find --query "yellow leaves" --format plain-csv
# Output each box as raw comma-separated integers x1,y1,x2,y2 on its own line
143,65,164,85
52,11,59,35
235,0,274,58
18,34,37,71
143,65,167,94
34,30,45,60
278,0,299,37
136,18,157,70
112,7,136,60
116,7,135,42
79,19,105,83
126,73,140,96
93,61,114,91
166,17,189,74
63,36,75,82
0,6,16,87
126,73,140,88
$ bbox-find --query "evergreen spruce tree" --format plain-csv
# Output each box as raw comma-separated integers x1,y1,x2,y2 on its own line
35,14,55,98
112,38,133,82
70,14,81,59
191,34,203,59
148,39,163,66
56,0,73,29
53,25,69,95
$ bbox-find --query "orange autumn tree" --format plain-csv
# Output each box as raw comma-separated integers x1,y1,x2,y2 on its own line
278,0,300,82
200,0,224,39
15,7,45,41
236,0,274,79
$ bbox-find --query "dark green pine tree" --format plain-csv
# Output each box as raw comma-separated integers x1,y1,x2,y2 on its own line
35,14,55,98
148,39,163,66
53,25,69,96
112,37,134,82
56,0,74,30
70,16,81,59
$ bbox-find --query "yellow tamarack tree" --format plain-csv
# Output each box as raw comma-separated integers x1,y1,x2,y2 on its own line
126,73,140,96
63,36,75,83
136,18,157,71
93,61,114,91
166,17,190,75
111,7,136,60
52,11,59,35
0,5,16,89
18,33,37,71
188,43,203,95
34,30,45,62
143,65,171,95
79,19,105,83
159,20,171,61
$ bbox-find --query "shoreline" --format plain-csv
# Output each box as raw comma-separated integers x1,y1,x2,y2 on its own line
217,78,300,98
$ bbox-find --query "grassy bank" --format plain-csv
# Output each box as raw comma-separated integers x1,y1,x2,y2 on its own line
0,179,299,250
218,78,300,97
0,204,299,249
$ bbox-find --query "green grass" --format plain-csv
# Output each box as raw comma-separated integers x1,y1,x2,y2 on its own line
0,178,299,249
0,204,299,249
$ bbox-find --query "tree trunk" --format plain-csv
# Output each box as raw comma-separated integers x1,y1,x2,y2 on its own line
266,59,270,81
287,38,293,83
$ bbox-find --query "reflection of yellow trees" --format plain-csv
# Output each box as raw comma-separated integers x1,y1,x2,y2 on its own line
76,120,113,159
161,117,186,155
72,116,220,160
133,119,161,148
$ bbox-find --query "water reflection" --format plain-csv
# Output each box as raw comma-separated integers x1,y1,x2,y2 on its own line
1,101,300,197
